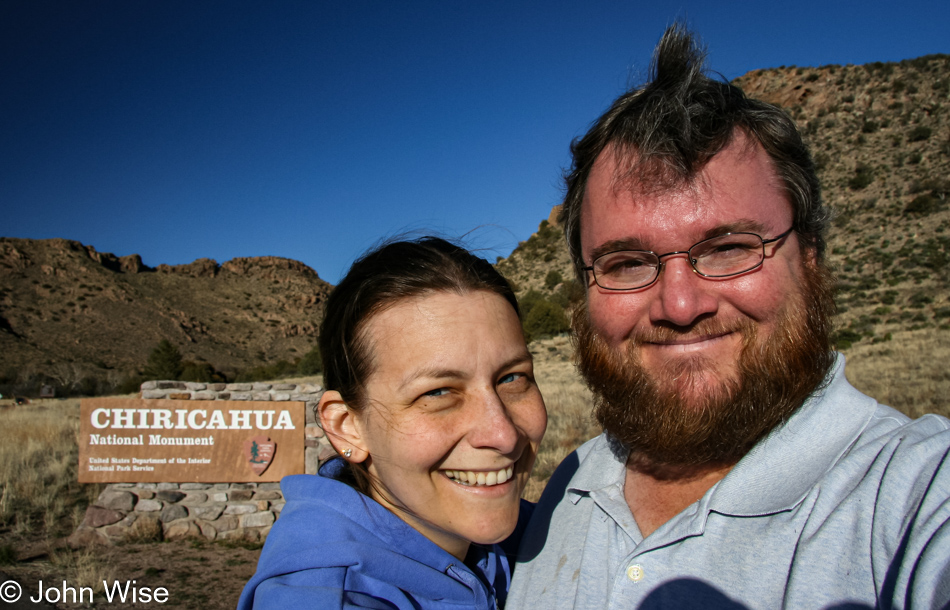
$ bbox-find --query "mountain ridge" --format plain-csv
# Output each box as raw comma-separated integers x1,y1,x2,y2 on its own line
3,52,948,400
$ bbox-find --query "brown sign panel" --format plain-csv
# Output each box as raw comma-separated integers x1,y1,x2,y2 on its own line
78,398,305,483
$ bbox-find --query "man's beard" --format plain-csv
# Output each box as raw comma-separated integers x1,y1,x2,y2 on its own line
575,258,837,473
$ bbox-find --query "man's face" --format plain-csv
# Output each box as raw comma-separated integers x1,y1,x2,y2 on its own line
581,134,805,403
577,133,834,466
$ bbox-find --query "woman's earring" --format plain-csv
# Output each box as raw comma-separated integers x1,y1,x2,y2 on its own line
343,448,352,459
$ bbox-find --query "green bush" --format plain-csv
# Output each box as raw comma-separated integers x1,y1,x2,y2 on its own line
831,328,863,350
523,300,570,343
297,345,323,375
544,270,564,290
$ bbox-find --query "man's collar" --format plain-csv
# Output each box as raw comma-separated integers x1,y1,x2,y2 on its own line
708,354,878,514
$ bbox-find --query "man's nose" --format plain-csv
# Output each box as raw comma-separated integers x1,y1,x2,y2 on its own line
649,254,719,327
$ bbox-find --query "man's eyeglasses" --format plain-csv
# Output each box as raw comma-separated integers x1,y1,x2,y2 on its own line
583,227,795,291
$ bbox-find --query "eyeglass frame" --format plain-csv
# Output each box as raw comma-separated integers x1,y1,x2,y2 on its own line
582,227,796,291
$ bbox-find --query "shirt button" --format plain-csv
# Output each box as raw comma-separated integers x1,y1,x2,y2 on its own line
626,564,644,582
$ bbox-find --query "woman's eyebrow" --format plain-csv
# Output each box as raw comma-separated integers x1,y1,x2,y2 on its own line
397,354,533,391
397,368,466,392
496,354,534,372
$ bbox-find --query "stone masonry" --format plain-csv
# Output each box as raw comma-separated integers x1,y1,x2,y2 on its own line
70,381,338,547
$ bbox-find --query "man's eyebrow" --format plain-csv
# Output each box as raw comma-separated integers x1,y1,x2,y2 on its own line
587,219,772,262
702,220,770,239
589,238,647,261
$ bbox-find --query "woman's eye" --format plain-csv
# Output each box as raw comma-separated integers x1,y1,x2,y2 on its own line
499,372,524,385
423,387,450,397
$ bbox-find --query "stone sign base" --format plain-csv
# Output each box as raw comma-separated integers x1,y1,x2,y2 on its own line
71,381,340,546
69,482,282,546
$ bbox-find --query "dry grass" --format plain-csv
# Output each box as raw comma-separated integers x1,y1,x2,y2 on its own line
843,328,950,419
524,336,600,501
0,398,100,538
47,547,117,594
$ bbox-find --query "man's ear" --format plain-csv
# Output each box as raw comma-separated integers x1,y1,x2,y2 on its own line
318,390,369,463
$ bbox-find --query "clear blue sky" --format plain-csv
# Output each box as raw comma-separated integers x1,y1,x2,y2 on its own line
3,1,947,284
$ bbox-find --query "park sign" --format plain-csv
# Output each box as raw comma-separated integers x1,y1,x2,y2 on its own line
78,398,305,483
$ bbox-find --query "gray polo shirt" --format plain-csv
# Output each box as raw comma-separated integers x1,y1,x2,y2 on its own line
507,356,950,609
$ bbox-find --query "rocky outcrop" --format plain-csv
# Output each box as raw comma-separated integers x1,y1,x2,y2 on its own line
221,256,321,280
156,258,219,277
82,244,151,274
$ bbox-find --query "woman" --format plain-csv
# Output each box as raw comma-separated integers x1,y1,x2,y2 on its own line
238,237,547,609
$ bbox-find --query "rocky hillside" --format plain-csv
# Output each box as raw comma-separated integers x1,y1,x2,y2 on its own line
2,55,947,401
0,238,331,391
501,54,950,348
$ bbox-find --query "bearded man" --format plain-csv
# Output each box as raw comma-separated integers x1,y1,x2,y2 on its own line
507,25,950,609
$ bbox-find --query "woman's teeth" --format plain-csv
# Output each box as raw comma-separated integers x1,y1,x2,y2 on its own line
443,466,513,487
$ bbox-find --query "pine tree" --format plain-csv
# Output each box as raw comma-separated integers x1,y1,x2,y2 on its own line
144,340,184,380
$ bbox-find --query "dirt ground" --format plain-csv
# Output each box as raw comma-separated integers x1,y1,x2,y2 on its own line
0,529,261,609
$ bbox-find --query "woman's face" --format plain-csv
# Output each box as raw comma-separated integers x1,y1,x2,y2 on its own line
355,290,547,559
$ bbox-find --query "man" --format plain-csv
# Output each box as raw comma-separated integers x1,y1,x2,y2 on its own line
507,25,950,609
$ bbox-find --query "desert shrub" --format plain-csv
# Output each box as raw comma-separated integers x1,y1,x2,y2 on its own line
180,361,225,383
297,345,322,375
904,194,938,216
116,374,147,395
909,292,934,309
908,126,932,142
880,290,899,305
848,164,874,190
235,359,298,382
832,328,863,350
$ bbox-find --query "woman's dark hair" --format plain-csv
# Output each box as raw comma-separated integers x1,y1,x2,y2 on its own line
318,236,520,491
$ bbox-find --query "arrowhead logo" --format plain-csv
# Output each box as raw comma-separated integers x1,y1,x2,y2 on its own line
243,435,276,476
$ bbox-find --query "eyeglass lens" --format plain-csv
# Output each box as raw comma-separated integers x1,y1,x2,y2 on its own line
593,232,766,290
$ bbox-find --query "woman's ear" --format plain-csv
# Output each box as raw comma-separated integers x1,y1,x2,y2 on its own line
318,390,369,463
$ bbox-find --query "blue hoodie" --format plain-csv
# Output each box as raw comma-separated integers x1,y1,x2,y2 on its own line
238,458,524,609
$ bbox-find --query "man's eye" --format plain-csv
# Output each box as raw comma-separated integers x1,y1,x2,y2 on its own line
712,242,753,253
611,259,647,271
423,387,450,397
